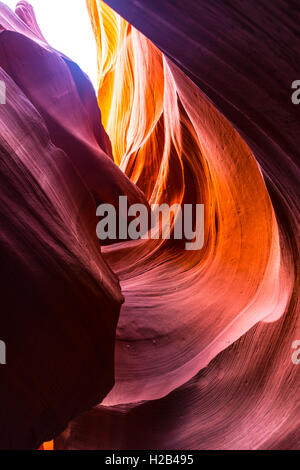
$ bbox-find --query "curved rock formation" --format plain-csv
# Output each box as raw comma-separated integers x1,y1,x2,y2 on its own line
0,0,299,450
55,0,299,449
0,0,146,449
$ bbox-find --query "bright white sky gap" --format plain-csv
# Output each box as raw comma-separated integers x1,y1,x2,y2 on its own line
2,0,98,88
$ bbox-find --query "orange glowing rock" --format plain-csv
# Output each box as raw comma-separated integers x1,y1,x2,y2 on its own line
55,0,299,451
85,0,293,406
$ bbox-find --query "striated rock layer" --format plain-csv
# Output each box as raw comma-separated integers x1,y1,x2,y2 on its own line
56,0,299,449
0,0,298,450
0,0,146,449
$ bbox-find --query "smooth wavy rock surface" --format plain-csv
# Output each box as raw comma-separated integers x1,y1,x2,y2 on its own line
0,0,298,450
56,0,299,450
0,0,146,449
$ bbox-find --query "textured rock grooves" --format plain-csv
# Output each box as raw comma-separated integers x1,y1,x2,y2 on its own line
0,0,299,450
0,0,145,449
56,0,298,449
